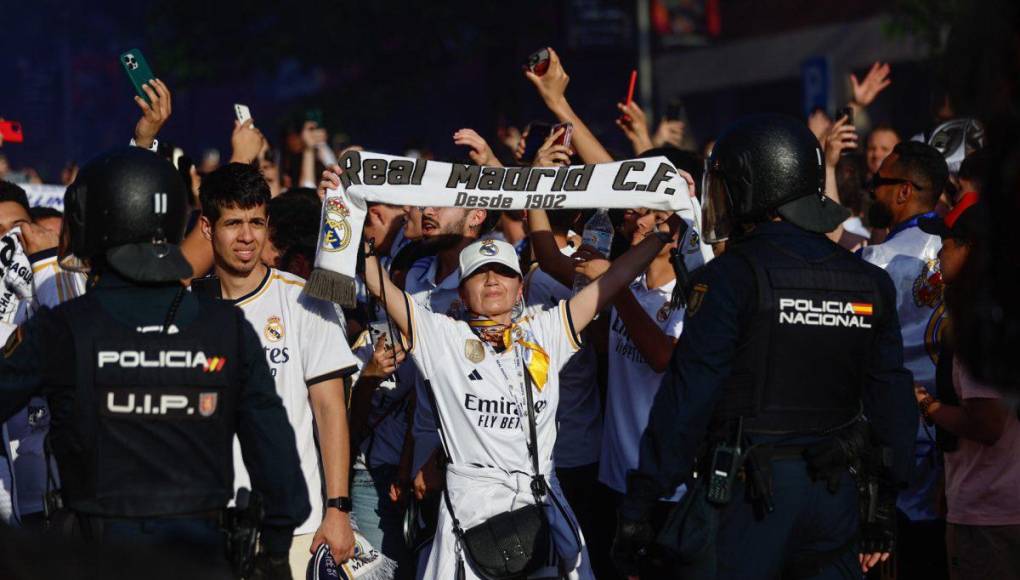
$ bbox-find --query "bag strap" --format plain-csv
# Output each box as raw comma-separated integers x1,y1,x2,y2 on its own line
522,367,547,500
421,378,465,538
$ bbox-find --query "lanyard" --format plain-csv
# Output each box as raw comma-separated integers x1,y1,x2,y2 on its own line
486,339,534,444
885,211,939,243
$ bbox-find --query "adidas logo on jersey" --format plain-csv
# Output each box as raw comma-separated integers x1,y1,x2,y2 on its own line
97,350,227,372
467,369,482,381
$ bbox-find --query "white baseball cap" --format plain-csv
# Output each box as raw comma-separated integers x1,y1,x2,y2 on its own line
459,238,522,281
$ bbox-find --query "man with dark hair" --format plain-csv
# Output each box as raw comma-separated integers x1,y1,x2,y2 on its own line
29,207,62,235
0,181,31,236
860,140,951,580
196,162,360,576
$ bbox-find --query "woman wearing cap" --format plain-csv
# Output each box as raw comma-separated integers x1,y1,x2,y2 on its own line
362,216,683,579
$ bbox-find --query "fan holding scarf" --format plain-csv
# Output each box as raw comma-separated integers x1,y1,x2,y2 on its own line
360,211,687,579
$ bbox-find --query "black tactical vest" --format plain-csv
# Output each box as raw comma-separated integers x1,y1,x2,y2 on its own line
712,236,882,435
50,292,243,517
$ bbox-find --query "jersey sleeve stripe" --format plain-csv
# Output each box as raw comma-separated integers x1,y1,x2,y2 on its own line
307,365,358,387
560,300,583,351
403,292,416,353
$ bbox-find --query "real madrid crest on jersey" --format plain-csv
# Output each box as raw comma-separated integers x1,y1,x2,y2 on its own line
912,259,944,308
684,229,701,255
264,315,285,342
321,196,352,253
465,339,485,363
656,301,672,322
479,239,498,256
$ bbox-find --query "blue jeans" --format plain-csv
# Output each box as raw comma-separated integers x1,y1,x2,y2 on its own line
351,465,412,579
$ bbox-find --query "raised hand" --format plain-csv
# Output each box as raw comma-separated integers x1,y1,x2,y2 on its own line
652,118,684,149
823,114,858,168
133,79,172,149
532,127,573,168
524,47,570,110
616,101,654,154
229,119,267,164
850,62,892,108
453,128,501,166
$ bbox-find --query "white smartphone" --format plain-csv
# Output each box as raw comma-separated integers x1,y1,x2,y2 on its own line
234,103,252,124
369,321,395,349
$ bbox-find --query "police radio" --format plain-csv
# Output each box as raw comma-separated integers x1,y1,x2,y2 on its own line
706,418,743,506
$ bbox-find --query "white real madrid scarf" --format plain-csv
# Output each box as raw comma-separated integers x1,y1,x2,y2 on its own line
306,150,700,307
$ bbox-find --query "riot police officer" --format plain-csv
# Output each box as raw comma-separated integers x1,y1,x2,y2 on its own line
612,115,918,579
0,147,309,578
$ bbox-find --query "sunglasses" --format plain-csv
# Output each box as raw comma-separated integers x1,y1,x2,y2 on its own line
868,175,924,194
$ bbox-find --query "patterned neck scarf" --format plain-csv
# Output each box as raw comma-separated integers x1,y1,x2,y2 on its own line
467,312,551,391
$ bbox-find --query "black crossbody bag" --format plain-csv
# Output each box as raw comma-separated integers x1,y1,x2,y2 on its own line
425,369,552,580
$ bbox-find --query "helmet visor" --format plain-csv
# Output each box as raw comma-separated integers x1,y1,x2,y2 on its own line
701,165,734,244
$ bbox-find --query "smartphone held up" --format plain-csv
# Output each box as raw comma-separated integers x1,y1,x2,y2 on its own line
525,48,550,76
0,120,24,144
119,48,157,105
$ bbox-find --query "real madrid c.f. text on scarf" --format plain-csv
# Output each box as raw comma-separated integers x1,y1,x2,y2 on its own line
305,150,698,308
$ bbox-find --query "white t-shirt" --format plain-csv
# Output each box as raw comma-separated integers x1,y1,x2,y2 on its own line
599,274,686,500
405,296,581,475
523,246,602,469
230,268,359,535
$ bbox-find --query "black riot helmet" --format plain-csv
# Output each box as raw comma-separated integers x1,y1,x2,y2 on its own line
701,114,849,242
60,147,192,282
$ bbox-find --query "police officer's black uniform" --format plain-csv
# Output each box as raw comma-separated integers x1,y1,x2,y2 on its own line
0,148,309,577
612,115,918,579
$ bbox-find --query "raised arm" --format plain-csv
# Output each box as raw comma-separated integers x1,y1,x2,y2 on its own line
363,247,411,341
822,114,857,243
526,127,577,287
568,216,681,333
524,47,614,164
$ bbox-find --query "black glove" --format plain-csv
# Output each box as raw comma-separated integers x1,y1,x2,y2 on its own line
250,553,292,580
859,488,897,555
612,516,656,577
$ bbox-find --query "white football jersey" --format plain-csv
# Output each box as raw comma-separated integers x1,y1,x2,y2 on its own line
860,221,945,522
229,268,358,535
600,274,686,500
405,296,581,475
523,246,602,469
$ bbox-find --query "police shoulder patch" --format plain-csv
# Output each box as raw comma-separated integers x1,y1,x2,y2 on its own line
2,326,23,359
687,283,708,316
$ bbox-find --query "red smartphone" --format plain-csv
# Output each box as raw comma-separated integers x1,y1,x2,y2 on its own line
525,49,550,76
551,122,573,149
621,70,638,122
625,70,638,107
0,120,24,144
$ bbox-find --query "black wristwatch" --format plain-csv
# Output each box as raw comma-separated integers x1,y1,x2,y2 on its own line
326,496,353,513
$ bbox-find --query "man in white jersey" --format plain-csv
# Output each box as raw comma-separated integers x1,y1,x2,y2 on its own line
363,201,686,579
859,140,950,579
195,163,359,575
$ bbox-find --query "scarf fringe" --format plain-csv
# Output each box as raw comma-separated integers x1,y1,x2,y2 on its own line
305,267,358,308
